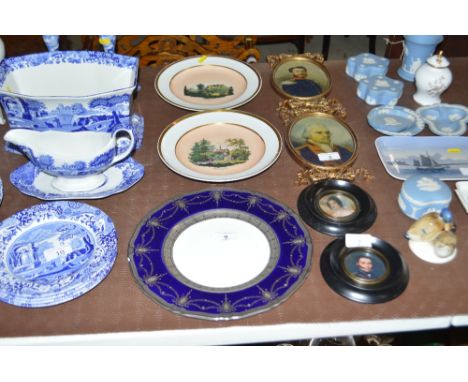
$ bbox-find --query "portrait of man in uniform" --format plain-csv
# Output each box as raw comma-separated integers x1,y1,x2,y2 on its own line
281,66,322,97
293,122,353,166
343,251,388,282
272,58,331,100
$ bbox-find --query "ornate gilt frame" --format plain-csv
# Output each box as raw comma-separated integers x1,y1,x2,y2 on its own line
286,112,372,185
287,112,358,170
267,53,332,101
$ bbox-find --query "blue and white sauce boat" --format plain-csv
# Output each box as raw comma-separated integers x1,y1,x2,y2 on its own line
4,127,135,192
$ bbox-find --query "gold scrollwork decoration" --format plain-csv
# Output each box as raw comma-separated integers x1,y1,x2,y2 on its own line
277,98,347,127
266,53,325,68
296,167,374,186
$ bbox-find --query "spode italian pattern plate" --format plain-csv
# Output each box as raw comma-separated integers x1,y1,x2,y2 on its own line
0,201,117,308
128,188,313,320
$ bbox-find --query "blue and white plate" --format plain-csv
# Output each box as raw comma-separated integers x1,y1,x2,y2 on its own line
10,157,144,200
417,104,468,136
0,201,117,308
367,106,425,136
129,188,312,320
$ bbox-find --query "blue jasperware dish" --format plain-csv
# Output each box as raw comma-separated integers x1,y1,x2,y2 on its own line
417,104,468,136
346,53,389,81
357,75,404,106
368,106,425,136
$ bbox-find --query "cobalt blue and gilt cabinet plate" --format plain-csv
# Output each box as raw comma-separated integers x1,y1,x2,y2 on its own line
128,188,313,320
0,201,117,308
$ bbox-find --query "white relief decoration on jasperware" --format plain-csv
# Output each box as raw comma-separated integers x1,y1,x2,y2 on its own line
383,117,402,125
449,113,461,121
409,57,422,73
375,79,390,87
362,57,377,64
417,177,442,192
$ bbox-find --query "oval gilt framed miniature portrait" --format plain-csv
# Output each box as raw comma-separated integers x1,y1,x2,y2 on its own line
297,179,376,236
320,236,409,304
271,56,332,100
287,112,358,171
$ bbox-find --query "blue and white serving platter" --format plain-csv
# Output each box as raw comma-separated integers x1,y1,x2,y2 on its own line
416,104,468,136
368,106,425,136
375,136,468,180
10,157,144,200
0,201,117,308
128,188,312,320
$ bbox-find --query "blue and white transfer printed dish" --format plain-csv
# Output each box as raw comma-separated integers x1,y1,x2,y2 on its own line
4,126,135,193
375,136,468,181
346,53,390,81
357,75,404,106
0,51,139,137
10,157,144,200
0,201,117,308
398,174,452,219
129,188,312,320
367,106,425,136
416,104,468,136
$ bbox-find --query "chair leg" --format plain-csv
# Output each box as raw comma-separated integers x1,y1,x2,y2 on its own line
322,36,330,60
296,36,305,54
368,35,376,54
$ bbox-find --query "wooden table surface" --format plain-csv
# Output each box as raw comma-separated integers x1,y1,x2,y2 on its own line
1,58,467,344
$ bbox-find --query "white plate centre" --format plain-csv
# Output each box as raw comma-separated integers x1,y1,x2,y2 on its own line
172,217,271,288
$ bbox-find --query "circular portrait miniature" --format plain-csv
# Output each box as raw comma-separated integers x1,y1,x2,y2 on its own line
288,113,357,169
341,249,389,284
272,57,331,100
317,191,359,222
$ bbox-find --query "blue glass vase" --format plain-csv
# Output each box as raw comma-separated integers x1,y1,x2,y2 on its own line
397,35,443,82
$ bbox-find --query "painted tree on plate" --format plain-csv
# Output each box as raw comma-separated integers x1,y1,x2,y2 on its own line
189,138,215,163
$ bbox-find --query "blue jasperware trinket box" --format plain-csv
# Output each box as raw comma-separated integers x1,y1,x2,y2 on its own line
357,75,404,106
346,53,390,81
398,174,452,220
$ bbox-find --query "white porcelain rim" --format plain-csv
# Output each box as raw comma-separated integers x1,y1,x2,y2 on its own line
155,56,261,111
158,110,281,182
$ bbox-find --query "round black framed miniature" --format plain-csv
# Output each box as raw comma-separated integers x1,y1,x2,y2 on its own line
320,236,409,304
297,179,377,237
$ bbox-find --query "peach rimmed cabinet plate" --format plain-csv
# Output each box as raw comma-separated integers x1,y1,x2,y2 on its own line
154,56,262,111
158,110,282,182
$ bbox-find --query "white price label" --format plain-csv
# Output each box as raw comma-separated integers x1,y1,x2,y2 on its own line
345,234,374,248
318,152,341,162
459,168,468,176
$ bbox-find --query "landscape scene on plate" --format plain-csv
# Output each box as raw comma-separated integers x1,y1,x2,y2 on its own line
184,83,234,99
7,222,94,280
189,138,251,167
